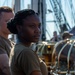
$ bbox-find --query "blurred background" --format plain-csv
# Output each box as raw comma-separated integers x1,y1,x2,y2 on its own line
0,0,75,41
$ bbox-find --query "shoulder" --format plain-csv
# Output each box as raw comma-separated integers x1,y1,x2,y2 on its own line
20,48,37,59
14,44,37,59
0,49,6,54
0,40,7,54
0,36,6,46
15,44,34,54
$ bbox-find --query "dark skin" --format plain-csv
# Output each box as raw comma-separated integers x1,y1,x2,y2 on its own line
17,14,41,46
16,14,42,75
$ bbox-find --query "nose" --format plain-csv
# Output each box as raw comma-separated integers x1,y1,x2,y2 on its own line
35,27,41,34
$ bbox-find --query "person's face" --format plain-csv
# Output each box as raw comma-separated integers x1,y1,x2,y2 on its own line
0,12,14,35
53,32,57,37
18,14,41,43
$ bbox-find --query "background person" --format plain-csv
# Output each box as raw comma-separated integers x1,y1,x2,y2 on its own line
62,31,73,40
0,6,14,75
54,31,74,75
50,31,61,42
7,9,48,75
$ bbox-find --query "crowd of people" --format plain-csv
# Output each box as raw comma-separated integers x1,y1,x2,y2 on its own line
0,5,75,75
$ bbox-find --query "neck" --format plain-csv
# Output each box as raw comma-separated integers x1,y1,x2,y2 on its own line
17,39,31,47
19,39,31,47
0,32,8,39
17,35,32,47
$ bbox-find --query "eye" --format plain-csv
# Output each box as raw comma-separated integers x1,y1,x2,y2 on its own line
29,24,35,28
29,24,36,29
38,23,41,29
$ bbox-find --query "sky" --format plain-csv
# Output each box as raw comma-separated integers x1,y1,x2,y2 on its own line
46,0,75,40
0,0,75,40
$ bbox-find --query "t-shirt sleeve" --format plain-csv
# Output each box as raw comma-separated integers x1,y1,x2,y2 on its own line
0,54,11,75
18,50,41,75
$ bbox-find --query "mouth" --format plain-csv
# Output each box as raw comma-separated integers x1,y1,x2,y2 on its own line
34,35,40,38
34,36,40,39
33,36,40,41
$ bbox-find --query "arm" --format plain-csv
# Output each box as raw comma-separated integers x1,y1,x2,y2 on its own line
0,54,11,75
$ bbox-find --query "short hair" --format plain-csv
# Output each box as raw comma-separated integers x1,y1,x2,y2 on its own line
0,6,13,18
53,31,57,34
0,6,13,13
7,9,36,34
62,31,73,39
